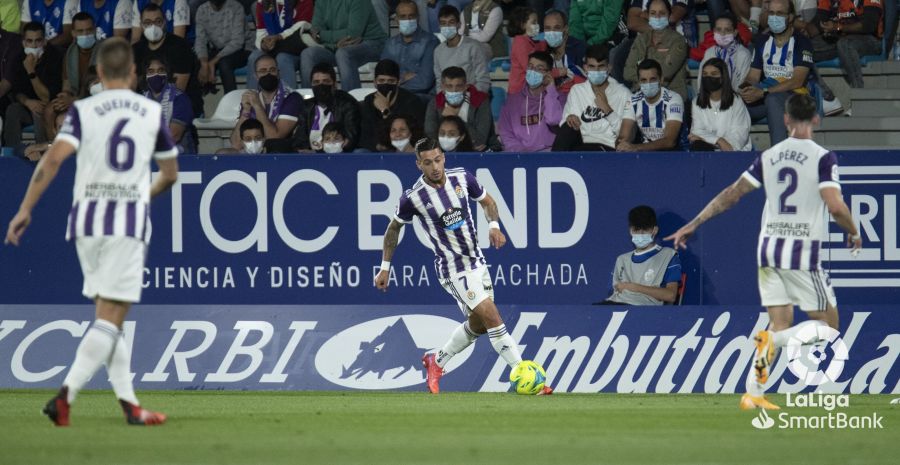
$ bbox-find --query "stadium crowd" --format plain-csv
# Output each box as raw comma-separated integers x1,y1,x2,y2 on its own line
0,0,889,156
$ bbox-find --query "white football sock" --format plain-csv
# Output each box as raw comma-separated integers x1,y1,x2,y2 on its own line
436,322,479,368
772,320,829,348
487,324,522,368
106,332,139,406
63,319,119,403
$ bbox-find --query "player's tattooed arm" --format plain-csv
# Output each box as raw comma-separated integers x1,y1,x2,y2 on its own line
382,219,404,261
479,194,500,222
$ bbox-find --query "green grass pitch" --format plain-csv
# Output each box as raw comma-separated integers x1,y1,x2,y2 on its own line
1,390,898,465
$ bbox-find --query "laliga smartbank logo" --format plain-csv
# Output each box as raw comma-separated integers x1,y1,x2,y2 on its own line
751,325,883,430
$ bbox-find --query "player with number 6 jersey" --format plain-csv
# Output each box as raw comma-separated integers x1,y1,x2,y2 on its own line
665,93,862,411
373,137,552,395
5,38,179,427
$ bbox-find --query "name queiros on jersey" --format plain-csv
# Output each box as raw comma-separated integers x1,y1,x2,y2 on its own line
141,262,589,289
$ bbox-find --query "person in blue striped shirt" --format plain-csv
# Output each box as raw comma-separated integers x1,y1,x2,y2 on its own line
617,59,684,151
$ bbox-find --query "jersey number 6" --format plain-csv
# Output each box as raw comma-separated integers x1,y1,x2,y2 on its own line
107,119,136,172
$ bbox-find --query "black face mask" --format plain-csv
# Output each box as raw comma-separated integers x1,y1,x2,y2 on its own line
313,84,334,103
258,74,279,92
210,0,226,8
702,76,723,92
376,83,397,97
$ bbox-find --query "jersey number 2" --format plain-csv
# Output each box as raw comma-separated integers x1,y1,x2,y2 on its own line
107,119,136,172
778,167,798,214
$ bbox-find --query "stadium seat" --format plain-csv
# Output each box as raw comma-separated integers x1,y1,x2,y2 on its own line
193,89,244,130
349,88,376,102
489,35,512,73
687,59,700,70
676,272,687,305
490,86,506,122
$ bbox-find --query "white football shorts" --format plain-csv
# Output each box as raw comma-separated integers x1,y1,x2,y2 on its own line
758,267,837,312
439,266,494,317
75,236,147,303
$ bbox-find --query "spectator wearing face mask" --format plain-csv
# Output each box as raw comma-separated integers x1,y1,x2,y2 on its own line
142,57,196,154
292,62,362,151
553,43,634,152
194,0,251,94
230,54,303,150
542,8,586,106
597,205,682,306
62,0,132,40
380,0,439,99
5,22,62,148
618,58,684,152
460,0,504,61
697,12,751,93
507,6,548,95
41,12,97,141
623,0,688,102
498,51,562,153
436,115,475,153
690,58,751,151
320,122,351,153
239,118,267,153
433,5,491,93
425,66,499,152
380,114,423,153
359,59,426,151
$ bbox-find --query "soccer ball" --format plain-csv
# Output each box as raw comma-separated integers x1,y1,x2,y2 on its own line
509,360,546,395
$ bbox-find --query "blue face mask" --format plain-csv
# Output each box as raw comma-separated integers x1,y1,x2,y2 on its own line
588,70,608,85
445,90,464,106
76,34,96,49
544,30,564,48
398,19,417,36
525,69,544,88
440,26,458,40
641,81,660,98
768,15,788,34
632,233,654,249
649,16,669,30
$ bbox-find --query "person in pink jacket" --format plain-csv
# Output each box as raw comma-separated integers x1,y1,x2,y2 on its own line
498,51,563,152
507,6,547,95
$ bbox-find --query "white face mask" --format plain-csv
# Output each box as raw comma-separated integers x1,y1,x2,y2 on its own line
243,140,264,154
323,142,344,153
527,23,540,38
391,138,411,151
143,25,164,42
24,46,44,59
89,82,103,95
439,136,459,152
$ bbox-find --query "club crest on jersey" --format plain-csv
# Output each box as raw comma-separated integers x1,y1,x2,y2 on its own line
440,207,465,230
467,290,476,300
454,185,465,199
54,7,61,18
643,268,656,283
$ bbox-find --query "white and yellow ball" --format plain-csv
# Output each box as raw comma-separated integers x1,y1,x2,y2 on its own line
509,360,546,395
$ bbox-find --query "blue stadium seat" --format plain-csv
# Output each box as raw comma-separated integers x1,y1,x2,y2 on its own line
490,86,506,122
22,125,34,135
687,59,700,70
815,4,896,68
489,35,512,73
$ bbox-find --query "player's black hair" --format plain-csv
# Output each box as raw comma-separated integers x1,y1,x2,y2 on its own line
310,61,337,82
23,21,44,35
543,9,568,26
529,51,553,71
584,43,610,64
141,2,163,16
785,93,817,123
637,59,662,79
374,59,400,79
438,115,474,152
414,136,441,158
697,58,734,111
240,118,264,138
72,12,95,25
629,205,658,230
437,5,460,22
507,6,537,37
441,66,467,82
323,122,348,140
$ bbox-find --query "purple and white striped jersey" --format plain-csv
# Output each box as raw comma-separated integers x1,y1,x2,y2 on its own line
394,168,488,279
56,89,177,244
742,137,840,271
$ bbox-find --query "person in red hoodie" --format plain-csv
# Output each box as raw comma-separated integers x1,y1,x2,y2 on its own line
424,66,501,151
507,6,547,95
